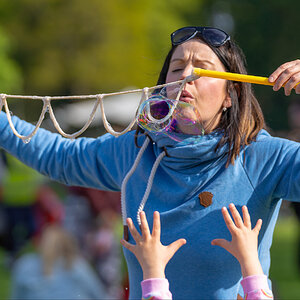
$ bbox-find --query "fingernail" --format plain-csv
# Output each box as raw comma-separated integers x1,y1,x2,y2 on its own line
269,76,274,82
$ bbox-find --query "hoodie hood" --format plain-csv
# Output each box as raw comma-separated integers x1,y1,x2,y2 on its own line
147,130,229,171
148,129,271,169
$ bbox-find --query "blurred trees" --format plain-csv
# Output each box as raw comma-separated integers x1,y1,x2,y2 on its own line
0,0,298,130
0,0,199,96
0,27,22,93
182,0,300,131
231,0,300,131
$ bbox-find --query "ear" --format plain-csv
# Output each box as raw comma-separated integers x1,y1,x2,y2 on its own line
223,93,232,109
224,82,240,109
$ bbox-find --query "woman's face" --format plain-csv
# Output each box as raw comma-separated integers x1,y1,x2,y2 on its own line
166,39,231,132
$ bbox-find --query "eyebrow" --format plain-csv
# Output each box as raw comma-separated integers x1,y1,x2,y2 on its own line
170,58,215,66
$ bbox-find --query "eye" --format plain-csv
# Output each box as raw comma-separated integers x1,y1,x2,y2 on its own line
195,64,207,70
195,62,213,70
171,68,183,73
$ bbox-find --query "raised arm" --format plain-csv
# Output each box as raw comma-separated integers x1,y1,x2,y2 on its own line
121,211,186,300
211,204,273,299
0,112,129,190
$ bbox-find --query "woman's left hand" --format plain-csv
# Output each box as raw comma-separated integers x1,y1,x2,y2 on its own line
269,59,300,96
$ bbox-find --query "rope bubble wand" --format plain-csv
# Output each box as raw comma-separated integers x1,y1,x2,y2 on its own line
1,68,298,144
0,76,192,143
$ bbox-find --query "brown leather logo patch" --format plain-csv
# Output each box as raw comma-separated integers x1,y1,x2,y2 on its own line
199,191,213,207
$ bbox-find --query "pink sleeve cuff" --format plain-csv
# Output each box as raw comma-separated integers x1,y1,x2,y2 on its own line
241,275,273,299
141,278,172,300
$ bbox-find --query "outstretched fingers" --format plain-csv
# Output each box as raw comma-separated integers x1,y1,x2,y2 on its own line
152,211,161,240
139,211,151,239
126,217,141,242
242,205,251,229
253,218,263,235
167,238,187,257
228,203,244,228
221,206,236,234
120,238,135,252
211,238,231,252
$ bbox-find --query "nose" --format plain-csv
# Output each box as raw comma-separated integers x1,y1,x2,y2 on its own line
180,65,194,83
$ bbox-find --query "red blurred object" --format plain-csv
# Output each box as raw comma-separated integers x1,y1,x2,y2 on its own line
34,185,64,236
68,186,121,215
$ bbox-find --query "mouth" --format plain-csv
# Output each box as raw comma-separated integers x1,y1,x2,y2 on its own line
179,90,194,103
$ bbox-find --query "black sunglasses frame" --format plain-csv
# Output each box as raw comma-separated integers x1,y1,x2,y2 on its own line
171,26,230,47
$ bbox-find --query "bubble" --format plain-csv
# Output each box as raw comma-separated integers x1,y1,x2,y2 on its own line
136,85,205,142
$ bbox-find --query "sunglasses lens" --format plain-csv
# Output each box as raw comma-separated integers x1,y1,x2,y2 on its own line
202,28,228,46
171,27,229,47
172,27,196,45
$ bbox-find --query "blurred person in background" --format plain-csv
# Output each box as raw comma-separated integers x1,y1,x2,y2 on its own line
0,153,64,267
11,224,108,300
62,186,95,257
62,187,124,298
87,209,122,298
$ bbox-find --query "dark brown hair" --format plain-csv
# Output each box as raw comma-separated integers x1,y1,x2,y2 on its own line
136,37,265,166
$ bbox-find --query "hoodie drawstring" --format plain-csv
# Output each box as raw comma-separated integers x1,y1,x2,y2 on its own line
121,136,166,240
136,150,166,225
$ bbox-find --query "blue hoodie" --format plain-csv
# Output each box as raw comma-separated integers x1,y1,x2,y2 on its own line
1,112,300,299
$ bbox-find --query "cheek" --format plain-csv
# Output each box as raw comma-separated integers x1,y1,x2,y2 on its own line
166,70,182,83
195,79,227,100
166,72,174,83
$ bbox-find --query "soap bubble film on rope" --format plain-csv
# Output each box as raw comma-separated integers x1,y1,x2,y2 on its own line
136,83,205,142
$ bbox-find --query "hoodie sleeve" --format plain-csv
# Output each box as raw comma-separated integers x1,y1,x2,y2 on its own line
243,134,300,203
0,112,136,190
241,275,273,299
141,278,172,300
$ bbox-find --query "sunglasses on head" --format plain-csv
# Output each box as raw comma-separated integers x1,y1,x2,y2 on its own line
171,26,230,47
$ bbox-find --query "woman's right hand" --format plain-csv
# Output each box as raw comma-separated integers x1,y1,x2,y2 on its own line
269,59,300,96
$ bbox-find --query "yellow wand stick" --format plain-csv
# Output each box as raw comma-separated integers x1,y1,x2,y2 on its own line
192,68,299,87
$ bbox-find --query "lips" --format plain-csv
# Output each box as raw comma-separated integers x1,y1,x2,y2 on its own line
180,90,193,103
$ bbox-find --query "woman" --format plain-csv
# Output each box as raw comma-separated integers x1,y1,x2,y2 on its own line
1,26,300,299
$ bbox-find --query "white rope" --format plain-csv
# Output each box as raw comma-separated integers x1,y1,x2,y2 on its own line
0,76,194,141
48,96,101,139
2,94,49,143
136,150,166,225
120,137,150,225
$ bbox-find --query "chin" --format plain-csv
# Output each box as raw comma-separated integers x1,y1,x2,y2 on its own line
179,107,199,121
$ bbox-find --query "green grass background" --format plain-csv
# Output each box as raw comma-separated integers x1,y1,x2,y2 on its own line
269,215,300,299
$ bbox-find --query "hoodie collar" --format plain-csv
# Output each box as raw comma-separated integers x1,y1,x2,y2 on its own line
146,130,229,170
